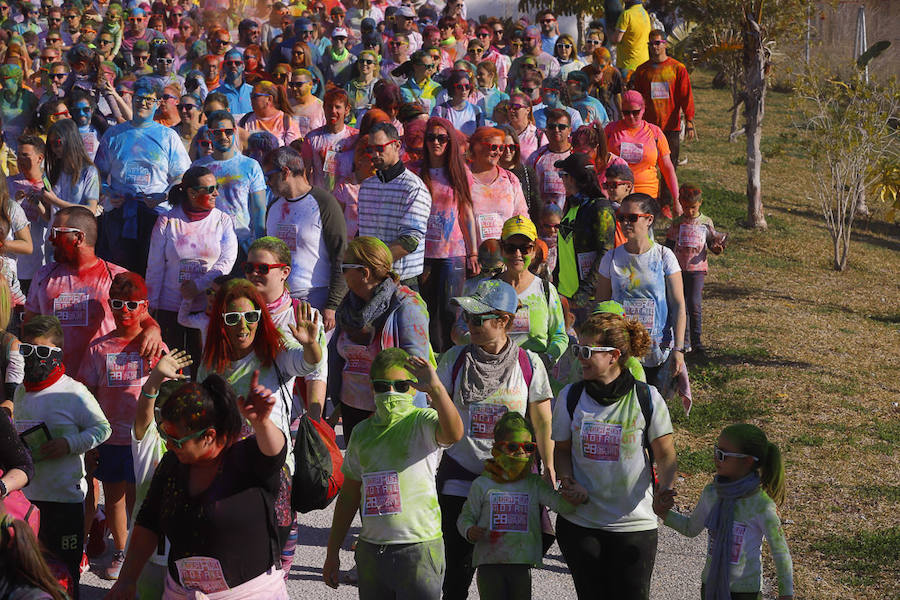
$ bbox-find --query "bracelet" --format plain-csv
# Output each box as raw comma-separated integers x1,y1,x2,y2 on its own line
673,347,685,353
0,479,8,499
141,389,160,399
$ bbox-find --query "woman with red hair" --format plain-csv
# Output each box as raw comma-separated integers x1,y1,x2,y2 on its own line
199,278,324,554
468,126,529,248
412,117,477,352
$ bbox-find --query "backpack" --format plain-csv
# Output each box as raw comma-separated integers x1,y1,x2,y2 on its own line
290,414,345,513
0,469,39,537
449,346,534,397
271,362,344,513
565,380,657,485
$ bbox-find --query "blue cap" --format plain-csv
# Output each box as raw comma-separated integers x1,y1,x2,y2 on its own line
295,17,312,31
451,280,519,315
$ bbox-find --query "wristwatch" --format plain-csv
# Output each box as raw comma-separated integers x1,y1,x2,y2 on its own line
673,347,685,353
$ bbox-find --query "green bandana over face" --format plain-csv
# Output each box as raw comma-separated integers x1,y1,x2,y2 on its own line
372,391,416,428
493,454,531,481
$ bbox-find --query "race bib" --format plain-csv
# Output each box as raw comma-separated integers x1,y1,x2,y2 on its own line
296,115,310,134
509,307,530,334
175,557,229,594
362,471,402,516
581,421,622,462
623,298,655,333
323,148,338,174
730,522,747,564
178,259,207,283
106,352,146,387
619,142,644,164
469,403,508,440
546,245,558,273
489,491,529,532
650,81,670,100
53,292,89,326
82,131,98,158
426,213,447,243
677,224,706,250
576,251,597,280
275,223,298,250
124,163,151,188
344,344,373,375
477,213,503,241
542,170,565,197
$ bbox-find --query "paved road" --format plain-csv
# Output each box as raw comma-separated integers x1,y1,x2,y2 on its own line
80,425,710,599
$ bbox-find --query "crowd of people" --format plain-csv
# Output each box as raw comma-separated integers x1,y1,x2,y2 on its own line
0,0,795,599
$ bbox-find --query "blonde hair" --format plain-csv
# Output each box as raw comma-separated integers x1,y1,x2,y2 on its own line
345,237,398,282
0,276,11,332
578,313,651,367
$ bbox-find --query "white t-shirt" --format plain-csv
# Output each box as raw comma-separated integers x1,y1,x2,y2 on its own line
131,420,169,566
551,382,673,532
266,192,332,296
597,242,681,367
438,345,553,496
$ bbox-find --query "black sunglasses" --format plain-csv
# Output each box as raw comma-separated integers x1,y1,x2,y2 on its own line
371,379,414,393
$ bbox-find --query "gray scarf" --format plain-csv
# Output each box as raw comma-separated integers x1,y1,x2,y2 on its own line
704,472,761,600
336,278,397,344
457,339,520,405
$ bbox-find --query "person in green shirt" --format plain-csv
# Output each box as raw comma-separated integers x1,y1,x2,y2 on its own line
323,348,463,597
458,412,579,600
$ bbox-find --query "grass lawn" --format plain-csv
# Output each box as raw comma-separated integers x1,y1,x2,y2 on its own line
661,68,900,599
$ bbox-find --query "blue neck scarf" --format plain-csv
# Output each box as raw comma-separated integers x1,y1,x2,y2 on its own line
704,471,760,600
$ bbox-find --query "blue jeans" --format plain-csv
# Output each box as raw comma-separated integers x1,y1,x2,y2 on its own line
420,257,466,353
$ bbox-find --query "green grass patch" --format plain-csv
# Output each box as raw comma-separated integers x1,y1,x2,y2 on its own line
854,484,900,503
788,433,825,447
814,527,900,584
677,449,715,474
671,388,765,434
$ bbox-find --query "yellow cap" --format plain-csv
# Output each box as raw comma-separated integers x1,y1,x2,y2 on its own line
501,215,537,241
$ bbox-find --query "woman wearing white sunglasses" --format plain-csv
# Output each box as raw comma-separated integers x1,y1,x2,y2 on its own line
552,310,677,600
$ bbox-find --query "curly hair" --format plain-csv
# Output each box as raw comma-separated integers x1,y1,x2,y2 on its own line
578,312,651,367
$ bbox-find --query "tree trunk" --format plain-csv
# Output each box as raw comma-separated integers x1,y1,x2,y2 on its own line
576,11,585,50
743,11,767,229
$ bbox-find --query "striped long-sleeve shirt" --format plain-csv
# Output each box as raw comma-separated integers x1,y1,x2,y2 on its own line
357,162,432,280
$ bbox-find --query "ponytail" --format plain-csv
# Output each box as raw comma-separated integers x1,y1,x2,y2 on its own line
721,423,786,506
167,165,212,206
0,516,68,600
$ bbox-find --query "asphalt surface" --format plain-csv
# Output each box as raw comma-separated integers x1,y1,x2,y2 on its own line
80,425,714,600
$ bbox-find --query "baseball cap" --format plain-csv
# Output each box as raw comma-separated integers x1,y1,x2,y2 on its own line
501,215,537,241
451,279,519,315
592,300,626,316
331,27,348,39
396,5,416,19
554,152,595,179
361,17,376,31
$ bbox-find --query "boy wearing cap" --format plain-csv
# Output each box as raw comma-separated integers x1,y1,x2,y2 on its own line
321,26,356,89
395,5,423,52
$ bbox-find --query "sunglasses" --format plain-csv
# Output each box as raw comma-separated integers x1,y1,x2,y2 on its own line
292,49,305,55
198,140,212,148
424,133,449,144
177,103,197,111
209,128,234,138
99,38,113,44
556,43,572,49
134,55,151,61
714,445,756,462
649,40,667,46
359,59,376,66
389,41,408,47
371,379,415,393
520,87,536,94
570,344,617,359
243,261,287,275
192,184,218,195
135,95,158,106
252,92,272,98
48,17,61,22
222,310,261,326
509,103,528,110
365,141,398,154
289,81,311,88
495,440,537,454
546,123,569,131
49,226,83,239
603,180,630,189
622,109,641,116
224,60,242,67
47,37,62,43
484,143,506,153
156,57,174,64
158,424,211,449
462,311,501,327
541,18,556,23
18,343,62,359
51,72,68,79
110,298,147,311
501,239,535,254
341,263,366,272
585,39,601,45
476,32,490,38
616,213,652,223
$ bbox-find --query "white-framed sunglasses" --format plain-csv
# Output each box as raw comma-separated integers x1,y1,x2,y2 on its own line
714,445,757,462
570,344,617,359
222,310,261,326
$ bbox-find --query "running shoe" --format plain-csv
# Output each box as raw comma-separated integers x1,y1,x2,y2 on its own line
102,550,126,580
79,552,90,574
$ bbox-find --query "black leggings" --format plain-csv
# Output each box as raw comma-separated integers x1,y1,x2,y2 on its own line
34,501,84,600
439,493,475,600
555,517,657,600
339,403,373,446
